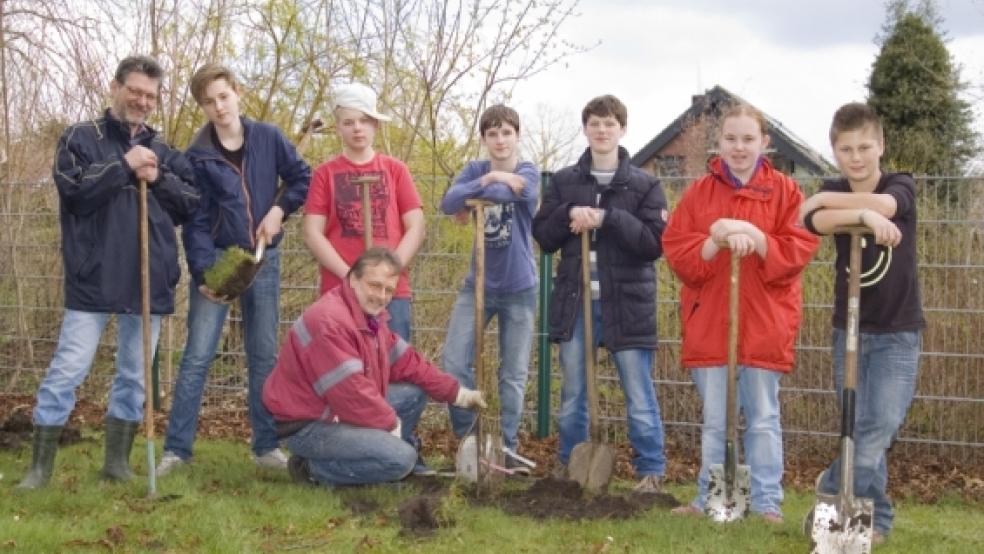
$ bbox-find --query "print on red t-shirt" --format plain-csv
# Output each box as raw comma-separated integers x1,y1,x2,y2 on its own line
334,170,390,240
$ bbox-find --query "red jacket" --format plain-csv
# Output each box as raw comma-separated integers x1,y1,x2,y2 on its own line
662,158,819,372
262,281,460,430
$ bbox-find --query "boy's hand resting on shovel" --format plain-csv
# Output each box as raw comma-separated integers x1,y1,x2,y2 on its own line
453,388,487,409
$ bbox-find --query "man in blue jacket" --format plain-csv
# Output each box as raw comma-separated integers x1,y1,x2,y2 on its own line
18,56,200,489
156,64,311,476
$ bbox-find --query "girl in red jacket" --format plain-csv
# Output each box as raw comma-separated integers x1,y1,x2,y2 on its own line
662,104,818,523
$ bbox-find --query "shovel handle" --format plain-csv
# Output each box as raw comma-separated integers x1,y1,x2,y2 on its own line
580,231,600,441
351,176,378,249
138,179,156,496
466,200,491,395
727,250,740,444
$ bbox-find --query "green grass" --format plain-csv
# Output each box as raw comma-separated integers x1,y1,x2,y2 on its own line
1,437,982,553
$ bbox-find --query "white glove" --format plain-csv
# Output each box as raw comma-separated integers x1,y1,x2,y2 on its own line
390,418,402,439
453,387,487,409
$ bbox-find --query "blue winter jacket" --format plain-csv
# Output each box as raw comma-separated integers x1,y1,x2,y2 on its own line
183,117,311,285
53,109,200,315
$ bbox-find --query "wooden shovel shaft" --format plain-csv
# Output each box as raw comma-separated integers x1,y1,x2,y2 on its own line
727,251,739,442
466,199,491,486
465,200,490,395
725,250,740,486
838,229,864,500
139,179,156,495
351,176,377,249
580,232,600,441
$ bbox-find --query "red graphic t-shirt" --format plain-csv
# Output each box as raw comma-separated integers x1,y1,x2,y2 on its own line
305,153,422,297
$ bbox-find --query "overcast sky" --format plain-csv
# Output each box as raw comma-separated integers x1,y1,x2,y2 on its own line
512,0,984,167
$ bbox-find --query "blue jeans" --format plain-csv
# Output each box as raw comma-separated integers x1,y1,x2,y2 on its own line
444,286,536,450
286,383,428,486
689,366,784,515
387,297,412,342
163,248,281,459
818,329,921,536
33,309,162,426
557,300,666,476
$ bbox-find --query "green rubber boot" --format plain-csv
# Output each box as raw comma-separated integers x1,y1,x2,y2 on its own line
100,417,139,481
16,425,63,490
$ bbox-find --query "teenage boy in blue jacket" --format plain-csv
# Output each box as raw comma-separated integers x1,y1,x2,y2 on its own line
157,64,311,476
18,56,200,489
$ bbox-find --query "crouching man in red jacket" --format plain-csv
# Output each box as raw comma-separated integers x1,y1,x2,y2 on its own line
263,248,486,486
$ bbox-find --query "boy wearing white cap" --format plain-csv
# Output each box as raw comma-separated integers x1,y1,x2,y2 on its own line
302,83,425,342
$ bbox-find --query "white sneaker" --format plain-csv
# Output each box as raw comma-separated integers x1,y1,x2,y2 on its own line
254,447,289,470
156,450,187,477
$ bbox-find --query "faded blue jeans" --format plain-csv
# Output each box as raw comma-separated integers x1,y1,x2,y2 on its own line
817,329,921,536
557,300,666,477
286,383,428,486
33,310,162,426
387,297,412,343
444,285,536,450
163,248,281,459
689,366,784,516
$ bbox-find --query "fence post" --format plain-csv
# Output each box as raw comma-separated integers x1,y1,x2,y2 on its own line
536,171,553,438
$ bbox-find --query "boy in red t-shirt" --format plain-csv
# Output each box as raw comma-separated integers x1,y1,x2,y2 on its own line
303,83,425,342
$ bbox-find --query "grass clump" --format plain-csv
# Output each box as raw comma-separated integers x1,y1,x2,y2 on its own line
203,246,256,297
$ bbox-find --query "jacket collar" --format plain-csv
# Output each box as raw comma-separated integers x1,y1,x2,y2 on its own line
574,145,633,186
189,116,252,156
707,156,776,199
103,108,155,145
338,278,391,332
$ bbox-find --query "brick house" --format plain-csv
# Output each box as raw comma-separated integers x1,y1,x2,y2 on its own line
631,85,834,178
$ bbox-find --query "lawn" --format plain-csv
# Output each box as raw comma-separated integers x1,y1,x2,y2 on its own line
1,436,982,553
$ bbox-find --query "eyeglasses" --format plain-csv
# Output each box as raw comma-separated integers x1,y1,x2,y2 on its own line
124,85,158,103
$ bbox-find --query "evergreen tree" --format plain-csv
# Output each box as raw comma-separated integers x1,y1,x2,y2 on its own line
867,1,978,177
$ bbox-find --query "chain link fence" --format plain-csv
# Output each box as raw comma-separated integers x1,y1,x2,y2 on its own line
1,174,982,461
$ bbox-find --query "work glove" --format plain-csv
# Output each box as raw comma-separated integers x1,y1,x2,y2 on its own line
453,387,487,410
390,418,402,439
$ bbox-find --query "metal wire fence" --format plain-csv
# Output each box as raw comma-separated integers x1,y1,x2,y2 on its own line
1,174,982,461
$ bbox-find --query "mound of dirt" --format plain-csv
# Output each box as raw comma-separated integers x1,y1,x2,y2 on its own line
497,477,680,520
398,494,446,537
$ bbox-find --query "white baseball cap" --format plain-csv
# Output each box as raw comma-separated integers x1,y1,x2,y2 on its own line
333,83,391,122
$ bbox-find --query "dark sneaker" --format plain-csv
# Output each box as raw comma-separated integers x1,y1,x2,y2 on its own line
288,455,316,487
504,451,533,476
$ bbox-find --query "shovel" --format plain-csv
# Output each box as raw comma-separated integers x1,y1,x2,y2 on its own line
809,227,874,553
705,249,751,522
567,231,615,493
138,179,156,497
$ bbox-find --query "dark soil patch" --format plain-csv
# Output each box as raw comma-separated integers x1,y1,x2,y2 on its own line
495,476,679,520
341,496,380,515
397,494,446,537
